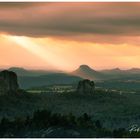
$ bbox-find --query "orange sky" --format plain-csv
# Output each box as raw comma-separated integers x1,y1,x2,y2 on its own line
0,2,140,71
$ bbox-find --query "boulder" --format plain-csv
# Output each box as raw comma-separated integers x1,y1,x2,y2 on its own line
0,70,19,94
77,79,95,94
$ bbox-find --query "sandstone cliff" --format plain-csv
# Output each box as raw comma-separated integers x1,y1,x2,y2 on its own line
0,70,19,94
77,79,95,94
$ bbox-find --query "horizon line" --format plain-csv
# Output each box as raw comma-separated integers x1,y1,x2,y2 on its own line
0,65,140,72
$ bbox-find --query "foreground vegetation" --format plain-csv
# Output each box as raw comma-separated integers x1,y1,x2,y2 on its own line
0,89,140,137
1,109,140,138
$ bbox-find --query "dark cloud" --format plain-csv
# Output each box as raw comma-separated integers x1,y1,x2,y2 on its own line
0,2,140,44
0,2,51,8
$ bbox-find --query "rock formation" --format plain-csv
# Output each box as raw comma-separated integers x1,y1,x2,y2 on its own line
77,79,95,94
0,70,19,94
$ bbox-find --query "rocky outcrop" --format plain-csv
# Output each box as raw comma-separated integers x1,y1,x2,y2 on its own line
77,79,95,94
0,70,19,94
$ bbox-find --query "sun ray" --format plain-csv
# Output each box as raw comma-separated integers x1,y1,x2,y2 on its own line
2,35,70,70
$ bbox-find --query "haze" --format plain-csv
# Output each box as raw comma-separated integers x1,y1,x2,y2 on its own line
0,2,140,71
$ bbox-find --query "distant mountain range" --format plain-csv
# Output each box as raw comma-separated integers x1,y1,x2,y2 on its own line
100,68,140,74
72,65,140,80
0,65,140,89
8,67,63,77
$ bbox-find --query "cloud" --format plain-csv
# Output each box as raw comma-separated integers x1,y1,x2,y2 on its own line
0,2,140,44
0,2,47,8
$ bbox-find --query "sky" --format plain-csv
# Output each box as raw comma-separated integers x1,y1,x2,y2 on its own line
0,2,140,71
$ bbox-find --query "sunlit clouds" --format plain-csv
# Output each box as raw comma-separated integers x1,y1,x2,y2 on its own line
0,34,140,71
0,2,140,71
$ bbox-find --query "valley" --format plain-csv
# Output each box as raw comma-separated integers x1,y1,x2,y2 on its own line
0,66,140,137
